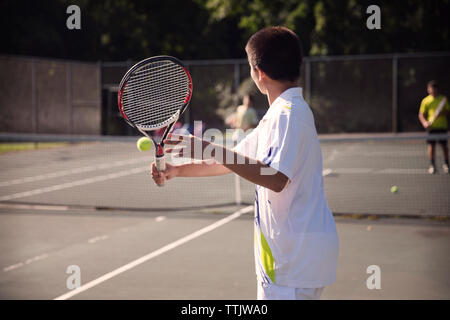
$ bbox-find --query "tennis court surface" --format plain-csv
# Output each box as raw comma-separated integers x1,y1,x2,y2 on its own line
0,133,449,299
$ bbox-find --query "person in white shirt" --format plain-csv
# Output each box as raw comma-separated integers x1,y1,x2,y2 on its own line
151,26,339,300
233,94,259,131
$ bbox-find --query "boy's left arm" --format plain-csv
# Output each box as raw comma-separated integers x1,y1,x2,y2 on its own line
215,147,289,193
164,134,289,193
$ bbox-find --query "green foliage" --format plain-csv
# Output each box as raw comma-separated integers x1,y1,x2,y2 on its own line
2,0,449,61
199,0,450,56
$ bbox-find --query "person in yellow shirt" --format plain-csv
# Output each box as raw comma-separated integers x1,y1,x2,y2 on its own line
418,80,449,174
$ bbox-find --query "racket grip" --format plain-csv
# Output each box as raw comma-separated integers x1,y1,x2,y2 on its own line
155,154,166,187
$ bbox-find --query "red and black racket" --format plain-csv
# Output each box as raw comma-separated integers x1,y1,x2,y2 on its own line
118,56,193,186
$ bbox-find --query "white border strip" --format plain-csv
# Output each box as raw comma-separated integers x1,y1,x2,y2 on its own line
54,205,253,300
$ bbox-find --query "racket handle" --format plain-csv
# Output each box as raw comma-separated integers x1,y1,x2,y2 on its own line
155,154,166,187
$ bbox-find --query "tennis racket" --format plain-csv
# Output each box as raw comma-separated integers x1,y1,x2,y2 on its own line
118,56,193,186
429,96,447,126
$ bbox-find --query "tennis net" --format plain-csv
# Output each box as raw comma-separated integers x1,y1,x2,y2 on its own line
0,132,448,217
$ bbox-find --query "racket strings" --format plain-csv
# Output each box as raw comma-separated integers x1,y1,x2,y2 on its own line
124,72,187,111
124,78,188,107
123,92,186,125
126,65,188,89
122,60,190,127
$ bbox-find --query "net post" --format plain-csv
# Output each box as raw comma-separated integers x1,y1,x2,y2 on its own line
231,133,242,206
97,60,102,135
305,59,311,103
31,58,38,135
66,62,73,135
392,55,398,133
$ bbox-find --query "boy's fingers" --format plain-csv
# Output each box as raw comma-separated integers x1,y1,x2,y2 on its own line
151,172,160,180
166,134,186,143
167,133,185,140
166,148,185,158
165,147,182,154
151,162,161,176
163,139,182,145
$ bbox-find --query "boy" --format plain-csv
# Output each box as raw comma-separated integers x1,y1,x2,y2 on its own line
152,26,339,300
418,80,449,174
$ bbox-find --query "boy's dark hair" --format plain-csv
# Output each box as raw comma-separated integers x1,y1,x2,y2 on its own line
246,26,302,82
427,80,438,89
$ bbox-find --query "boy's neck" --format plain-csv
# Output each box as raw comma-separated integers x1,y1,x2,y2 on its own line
265,81,298,105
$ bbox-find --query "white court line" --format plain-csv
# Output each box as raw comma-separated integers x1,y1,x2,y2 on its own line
54,205,254,300
155,216,166,222
322,167,429,175
88,235,109,244
3,253,49,272
377,168,427,174
3,262,24,272
0,167,148,202
0,203,69,211
0,158,151,187
332,168,374,174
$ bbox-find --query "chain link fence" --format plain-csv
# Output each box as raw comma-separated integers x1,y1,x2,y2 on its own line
2,53,448,136
102,52,450,135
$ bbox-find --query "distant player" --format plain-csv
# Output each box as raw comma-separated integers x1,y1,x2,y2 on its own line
418,80,449,174
233,94,259,131
227,93,259,142
152,26,339,300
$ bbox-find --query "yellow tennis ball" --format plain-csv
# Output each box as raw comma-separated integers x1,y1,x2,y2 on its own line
137,137,152,152
390,185,398,193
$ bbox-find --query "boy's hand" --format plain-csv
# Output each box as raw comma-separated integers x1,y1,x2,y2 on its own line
423,121,431,129
164,134,212,160
151,162,178,185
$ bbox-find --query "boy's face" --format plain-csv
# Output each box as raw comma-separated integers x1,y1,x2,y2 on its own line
427,85,437,96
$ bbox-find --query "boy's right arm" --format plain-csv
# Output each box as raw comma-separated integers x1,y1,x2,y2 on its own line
151,161,231,185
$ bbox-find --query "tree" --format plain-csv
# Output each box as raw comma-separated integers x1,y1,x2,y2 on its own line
200,0,450,56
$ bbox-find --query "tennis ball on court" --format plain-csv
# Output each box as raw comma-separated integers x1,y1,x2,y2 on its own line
136,137,152,152
390,185,398,193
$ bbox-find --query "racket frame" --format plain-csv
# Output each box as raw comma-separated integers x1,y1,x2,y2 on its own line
117,56,193,186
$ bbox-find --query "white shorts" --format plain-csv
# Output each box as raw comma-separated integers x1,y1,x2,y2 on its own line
257,282,324,300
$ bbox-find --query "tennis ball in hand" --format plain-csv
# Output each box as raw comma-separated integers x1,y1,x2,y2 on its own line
137,137,152,152
390,185,398,193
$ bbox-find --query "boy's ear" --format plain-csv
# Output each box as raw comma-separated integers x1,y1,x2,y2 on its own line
255,67,266,82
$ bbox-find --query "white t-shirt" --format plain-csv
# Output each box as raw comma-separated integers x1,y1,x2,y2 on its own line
234,87,339,288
